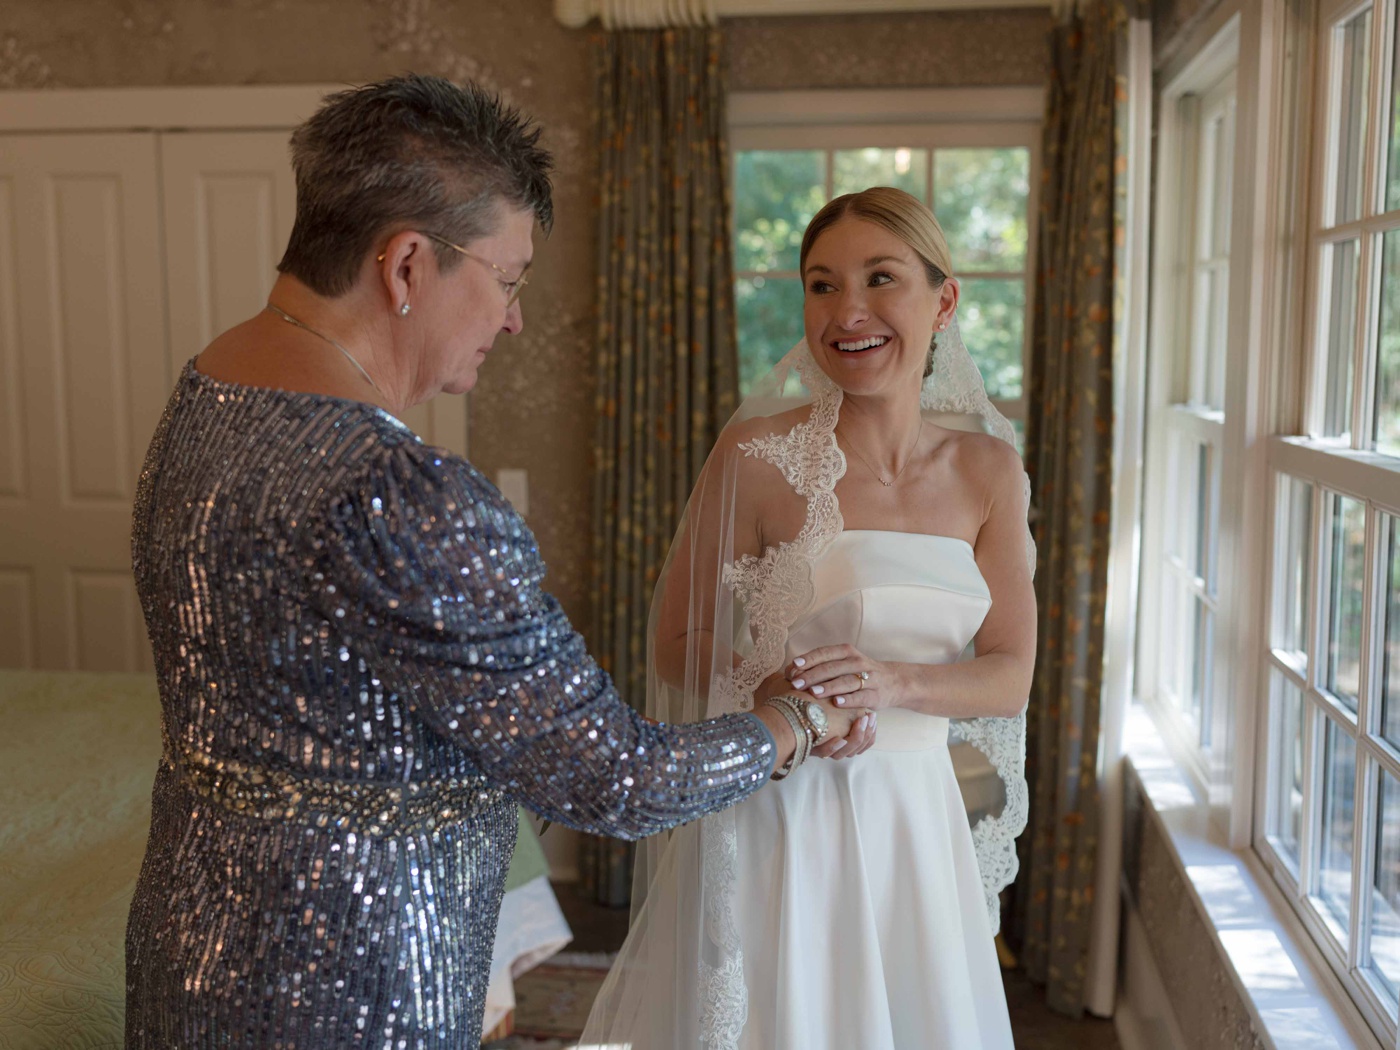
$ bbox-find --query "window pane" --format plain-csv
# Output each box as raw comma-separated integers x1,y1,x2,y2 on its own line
1273,475,1313,663
1195,442,1220,586
956,278,1024,400
1269,668,1305,870
1207,102,1235,259
1369,769,1400,1003
1165,430,1201,568
735,276,804,394
833,148,927,202
1325,494,1365,712
1209,263,1229,409
1382,514,1400,750
1375,231,1400,455
1317,717,1357,940
1321,239,1360,439
1388,20,1400,212
1190,264,1229,410
734,151,826,273
1329,6,1372,227
933,148,1030,271
1192,599,1215,746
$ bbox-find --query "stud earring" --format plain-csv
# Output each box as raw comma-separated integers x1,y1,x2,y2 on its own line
400,303,411,316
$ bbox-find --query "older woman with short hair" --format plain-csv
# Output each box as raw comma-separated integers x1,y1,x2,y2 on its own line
124,74,870,1048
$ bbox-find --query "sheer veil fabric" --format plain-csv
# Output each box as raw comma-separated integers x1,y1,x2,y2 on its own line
580,319,1034,1049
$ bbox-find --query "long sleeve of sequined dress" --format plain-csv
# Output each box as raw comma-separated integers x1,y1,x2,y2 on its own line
124,368,774,1050
312,437,777,833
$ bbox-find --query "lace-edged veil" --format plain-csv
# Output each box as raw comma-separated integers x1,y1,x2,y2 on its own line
579,318,1034,1050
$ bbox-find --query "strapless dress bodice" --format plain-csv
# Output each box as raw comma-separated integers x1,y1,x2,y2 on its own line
785,531,990,751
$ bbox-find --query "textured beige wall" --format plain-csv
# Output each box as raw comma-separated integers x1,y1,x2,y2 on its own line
1151,0,1227,68
727,8,1051,89
0,0,1050,632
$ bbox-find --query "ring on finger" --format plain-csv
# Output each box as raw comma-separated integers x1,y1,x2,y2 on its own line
856,670,870,691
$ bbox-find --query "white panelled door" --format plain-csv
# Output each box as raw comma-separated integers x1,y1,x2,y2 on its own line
0,133,169,671
0,124,470,671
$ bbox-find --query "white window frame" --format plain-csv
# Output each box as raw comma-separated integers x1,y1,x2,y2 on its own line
1251,0,1400,1035
1139,19,1245,808
727,88,1043,427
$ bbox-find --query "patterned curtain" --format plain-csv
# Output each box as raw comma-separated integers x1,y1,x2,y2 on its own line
1010,0,1123,1016
579,27,741,907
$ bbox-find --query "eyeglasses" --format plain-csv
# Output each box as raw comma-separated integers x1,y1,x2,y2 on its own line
377,233,529,307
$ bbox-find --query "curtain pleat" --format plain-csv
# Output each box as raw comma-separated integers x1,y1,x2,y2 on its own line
1010,0,1123,1016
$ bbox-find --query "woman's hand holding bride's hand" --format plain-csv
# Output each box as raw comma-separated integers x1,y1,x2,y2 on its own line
785,644,899,713
754,670,877,760
811,696,877,759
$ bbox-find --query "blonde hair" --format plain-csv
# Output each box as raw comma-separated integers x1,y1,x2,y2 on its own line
799,186,954,376
799,185,954,285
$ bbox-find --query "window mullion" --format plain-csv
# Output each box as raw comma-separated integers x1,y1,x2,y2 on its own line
1347,503,1380,970
1353,230,1376,446
1301,480,1327,899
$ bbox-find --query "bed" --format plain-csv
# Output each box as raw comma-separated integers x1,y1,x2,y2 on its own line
0,669,569,1048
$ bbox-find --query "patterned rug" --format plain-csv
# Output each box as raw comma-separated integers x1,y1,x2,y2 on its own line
482,952,615,1049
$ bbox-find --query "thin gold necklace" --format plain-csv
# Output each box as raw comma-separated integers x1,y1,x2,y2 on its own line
838,421,924,487
265,303,385,399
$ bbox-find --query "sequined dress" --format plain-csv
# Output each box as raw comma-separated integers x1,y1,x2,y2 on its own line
124,363,776,1049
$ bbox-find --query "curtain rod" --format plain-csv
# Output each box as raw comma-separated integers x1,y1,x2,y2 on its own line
555,0,1050,28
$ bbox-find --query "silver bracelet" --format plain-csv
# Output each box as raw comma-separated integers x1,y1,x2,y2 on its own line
762,697,810,780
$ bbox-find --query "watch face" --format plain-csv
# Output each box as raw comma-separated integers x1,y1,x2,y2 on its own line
804,700,828,733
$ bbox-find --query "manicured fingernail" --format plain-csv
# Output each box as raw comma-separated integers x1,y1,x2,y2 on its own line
794,657,806,667
811,685,824,695
791,679,804,689
835,696,846,706
860,715,870,730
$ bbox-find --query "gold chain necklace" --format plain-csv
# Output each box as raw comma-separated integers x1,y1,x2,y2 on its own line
838,421,924,487
265,304,385,399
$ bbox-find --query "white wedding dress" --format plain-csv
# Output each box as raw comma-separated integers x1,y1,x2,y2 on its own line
581,528,1015,1049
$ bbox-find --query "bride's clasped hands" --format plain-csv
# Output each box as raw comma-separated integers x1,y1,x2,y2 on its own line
754,649,886,760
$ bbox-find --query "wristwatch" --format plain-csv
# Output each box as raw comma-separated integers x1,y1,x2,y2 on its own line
794,696,829,742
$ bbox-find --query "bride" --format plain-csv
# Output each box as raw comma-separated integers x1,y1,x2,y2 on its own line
580,186,1036,1049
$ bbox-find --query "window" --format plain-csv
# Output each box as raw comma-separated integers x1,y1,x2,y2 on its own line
1139,35,1240,795
1256,0,1400,1038
728,90,1041,443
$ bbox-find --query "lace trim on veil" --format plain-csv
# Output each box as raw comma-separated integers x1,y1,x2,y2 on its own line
700,349,846,1049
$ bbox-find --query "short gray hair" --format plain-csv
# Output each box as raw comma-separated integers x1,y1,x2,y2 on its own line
277,74,554,296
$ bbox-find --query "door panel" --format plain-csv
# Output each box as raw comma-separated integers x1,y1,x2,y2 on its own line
161,131,297,369
0,133,166,671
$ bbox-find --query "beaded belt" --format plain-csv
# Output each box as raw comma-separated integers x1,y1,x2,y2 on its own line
167,738,501,837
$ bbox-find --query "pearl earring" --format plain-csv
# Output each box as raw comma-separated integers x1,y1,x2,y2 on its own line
400,303,411,316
